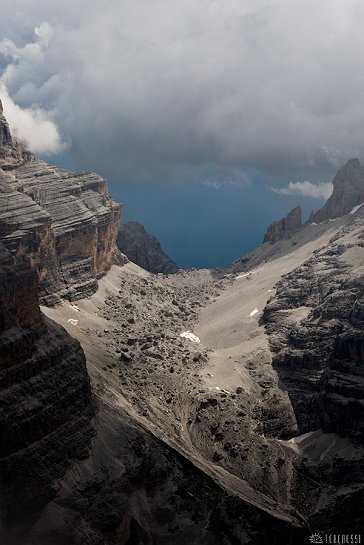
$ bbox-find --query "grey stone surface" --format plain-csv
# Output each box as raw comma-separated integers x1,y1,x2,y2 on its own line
312,158,364,222
1,99,363,543
263,206,302,244
117,220,178,274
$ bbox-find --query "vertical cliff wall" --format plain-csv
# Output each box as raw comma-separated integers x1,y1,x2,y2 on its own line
263,206,302,244
0,240,94,543
0,104,124,304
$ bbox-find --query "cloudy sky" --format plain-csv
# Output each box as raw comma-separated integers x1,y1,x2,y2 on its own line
0,0,362,266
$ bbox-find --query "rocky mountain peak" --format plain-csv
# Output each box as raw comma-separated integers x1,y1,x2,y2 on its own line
117,220,178,274
263,205,301,244
311,158,364,222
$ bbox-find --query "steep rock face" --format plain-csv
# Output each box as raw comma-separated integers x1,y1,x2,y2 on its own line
312,158,364,223
117,220,178,274
0,103,124,303
261,213,364,532
0,162,123,304
0,241,94,543
0,242,42,347
263,217,364,442
24,405,305,545
263,206,302,244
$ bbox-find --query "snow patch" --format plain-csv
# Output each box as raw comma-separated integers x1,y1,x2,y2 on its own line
350,203,364,215
180,331,201,343
236,269,260,280
249,308,259,317
67,319,78,326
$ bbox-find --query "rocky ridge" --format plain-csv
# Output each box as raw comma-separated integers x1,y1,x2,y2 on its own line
312,158,364,223
49,170,364,538
263,205,302,244
117,220,178,274
0,104,303,544
262,207,364,531
1,99,364,544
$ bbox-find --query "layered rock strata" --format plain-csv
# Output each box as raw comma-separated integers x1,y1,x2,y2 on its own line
263,217,364,442
117,220,178,274
262,211,364,531
0,241,94,544
0,104,124,303
0,163,123,304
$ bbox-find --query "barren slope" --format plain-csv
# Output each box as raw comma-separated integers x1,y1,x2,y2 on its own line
43,203,364,537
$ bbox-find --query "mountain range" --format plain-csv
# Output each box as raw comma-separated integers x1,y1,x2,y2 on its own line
0,102,363,544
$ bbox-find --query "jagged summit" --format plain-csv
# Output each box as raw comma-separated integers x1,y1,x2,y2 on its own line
312,158,364,223
0,99,33,170
263,205,302,244
117,220,178,274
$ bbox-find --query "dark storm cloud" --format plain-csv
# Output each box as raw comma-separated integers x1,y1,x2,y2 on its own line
1,0,364,180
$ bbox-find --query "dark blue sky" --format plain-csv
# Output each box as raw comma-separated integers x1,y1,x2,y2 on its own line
109,177,323,269
41,151,328,269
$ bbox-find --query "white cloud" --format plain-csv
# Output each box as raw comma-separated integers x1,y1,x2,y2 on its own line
270,181,333,199
203,167,251,189
0,83,67,154
0,1,364,179
203,180,223,190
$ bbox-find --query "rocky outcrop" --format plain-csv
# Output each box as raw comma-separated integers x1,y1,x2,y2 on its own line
261,212,364,531
263,206,302,244
312,158,364,223
0,103,124,303
263,216,364,442
23,404,304,545
0,240,94,543
117,220,178,274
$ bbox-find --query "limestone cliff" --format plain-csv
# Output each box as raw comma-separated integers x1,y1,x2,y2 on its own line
0,105,124,304
117,220,178,274
263,206,302,244
263,218,364,442
262,209,364,530
0,240,94,543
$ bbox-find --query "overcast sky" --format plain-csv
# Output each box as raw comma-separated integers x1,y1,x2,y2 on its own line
0,1,362,265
